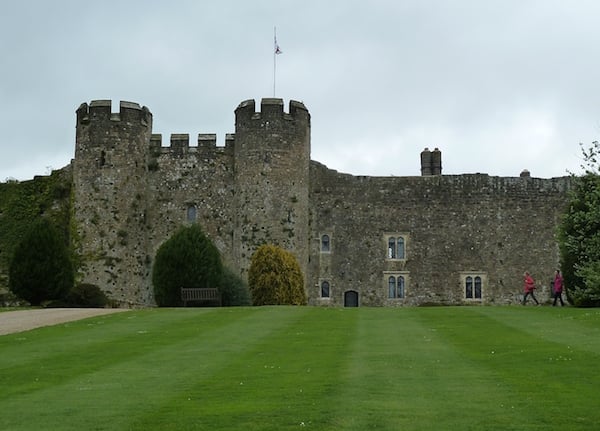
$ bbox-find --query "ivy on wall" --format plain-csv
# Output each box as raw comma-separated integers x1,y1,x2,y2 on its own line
0,168,72,291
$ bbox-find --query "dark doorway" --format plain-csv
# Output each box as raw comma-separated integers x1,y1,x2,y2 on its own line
344,290,359,307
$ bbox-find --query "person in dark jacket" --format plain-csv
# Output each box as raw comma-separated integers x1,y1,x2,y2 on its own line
552,269,565,306
522,271,539,305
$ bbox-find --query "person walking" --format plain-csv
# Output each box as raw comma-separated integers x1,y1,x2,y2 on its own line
522,271,539,305
552,269,565,306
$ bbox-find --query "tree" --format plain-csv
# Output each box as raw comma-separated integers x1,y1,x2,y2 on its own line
248,244,306,306
558,141,600,306
8,218,74,305
152,224,223,306
219,266,251,306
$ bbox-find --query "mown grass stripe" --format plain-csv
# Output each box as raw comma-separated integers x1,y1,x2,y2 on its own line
0,307,599,430
322,308,496,430
128,307,359,431
0,307,300,430
416,307,599,430
0,308,228,399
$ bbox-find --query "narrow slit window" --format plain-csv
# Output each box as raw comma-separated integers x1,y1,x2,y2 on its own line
321,234,330,252
187,206,197,222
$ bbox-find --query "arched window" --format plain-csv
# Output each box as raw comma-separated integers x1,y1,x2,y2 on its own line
385,273,409,300
474,276,482,299
388,275,405,299
465,276,473,299
321,234,330,252
397,237,405,260
388,237,396,259
398,276,405,298
464,274,484,300
321,281,330,298
388,276,397,298
386,235,406,260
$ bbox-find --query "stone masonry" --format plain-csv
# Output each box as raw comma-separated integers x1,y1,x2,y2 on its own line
72,98,571,306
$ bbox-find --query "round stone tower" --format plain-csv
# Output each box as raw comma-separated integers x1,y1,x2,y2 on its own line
232,98,311,283
73,100,153,305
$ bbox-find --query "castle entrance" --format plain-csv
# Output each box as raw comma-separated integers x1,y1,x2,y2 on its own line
344,290,359,307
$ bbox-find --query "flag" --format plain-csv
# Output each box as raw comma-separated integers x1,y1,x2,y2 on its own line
274,29,282,55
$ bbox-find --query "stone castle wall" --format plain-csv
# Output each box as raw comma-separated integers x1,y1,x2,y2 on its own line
74,101,154,304
71,98,571,306
73,99,311,306
308,163,571,306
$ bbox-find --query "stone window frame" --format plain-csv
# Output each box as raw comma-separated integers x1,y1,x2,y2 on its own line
320,233,331,253
460,272,486,301
383,271,409,300
384,233,408,260
320,279,331,299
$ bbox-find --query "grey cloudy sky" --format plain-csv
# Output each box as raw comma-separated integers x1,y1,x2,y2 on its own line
1,0,599,181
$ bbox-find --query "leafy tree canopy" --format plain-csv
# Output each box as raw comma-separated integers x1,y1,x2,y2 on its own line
248,244,306,306
9,218,74,305
558,141,600,306
152,224,223,306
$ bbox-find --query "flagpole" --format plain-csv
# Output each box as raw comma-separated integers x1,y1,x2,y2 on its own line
273,27,282,97
273,26,277,97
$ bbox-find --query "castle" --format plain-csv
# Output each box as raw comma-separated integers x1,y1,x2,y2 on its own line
72,98,571,306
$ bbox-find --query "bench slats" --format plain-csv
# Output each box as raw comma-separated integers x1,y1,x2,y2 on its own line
181,288,221,307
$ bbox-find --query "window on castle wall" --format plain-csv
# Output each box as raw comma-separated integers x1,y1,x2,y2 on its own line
398,276,405,298
465,275,483,299
388,276,396,297
466,276,473,298
387,275,405,299
187,206,197,222
98,150,106,167
321,280,330,298
321,234,330,252
387,236,406,259
397,237,405,259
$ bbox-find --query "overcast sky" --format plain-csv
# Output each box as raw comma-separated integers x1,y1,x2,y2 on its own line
1,0,599,181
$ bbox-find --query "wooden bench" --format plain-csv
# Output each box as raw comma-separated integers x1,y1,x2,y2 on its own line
181,287,222,307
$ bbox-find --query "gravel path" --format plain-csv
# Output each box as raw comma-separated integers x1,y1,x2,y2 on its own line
0,308,130,335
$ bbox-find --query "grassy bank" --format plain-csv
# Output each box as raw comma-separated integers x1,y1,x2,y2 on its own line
1,306,598,430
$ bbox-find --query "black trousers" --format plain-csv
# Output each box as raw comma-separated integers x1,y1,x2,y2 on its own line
553,291,564,306
523,291,539,305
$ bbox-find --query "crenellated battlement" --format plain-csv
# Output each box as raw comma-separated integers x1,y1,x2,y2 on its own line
235,98,309,122
65,96,571,308
149,133,235,155
76,100,152,126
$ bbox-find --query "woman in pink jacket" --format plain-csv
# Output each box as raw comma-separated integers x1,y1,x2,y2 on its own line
522,271,539,305
552,269,565,306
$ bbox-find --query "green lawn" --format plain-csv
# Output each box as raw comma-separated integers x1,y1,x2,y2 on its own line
1,306,599,430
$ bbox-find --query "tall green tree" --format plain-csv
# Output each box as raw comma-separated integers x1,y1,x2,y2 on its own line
8,218,74,305
152,224,223,306
248,244,306,306
558,141,600,306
